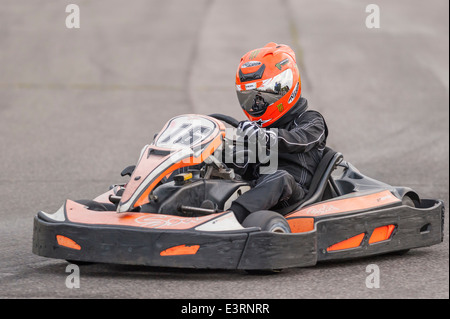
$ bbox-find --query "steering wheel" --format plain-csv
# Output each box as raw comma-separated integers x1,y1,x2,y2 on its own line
209,113,260,169
209,113,240,128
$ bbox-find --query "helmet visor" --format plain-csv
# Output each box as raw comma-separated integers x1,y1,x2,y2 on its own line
236,68,293,117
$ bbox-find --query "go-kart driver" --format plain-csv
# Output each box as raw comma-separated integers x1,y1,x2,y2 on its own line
229,42,328,223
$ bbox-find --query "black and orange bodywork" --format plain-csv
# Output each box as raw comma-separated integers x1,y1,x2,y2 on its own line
32,114,445,271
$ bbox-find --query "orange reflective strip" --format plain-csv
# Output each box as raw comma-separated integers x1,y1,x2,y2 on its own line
327,233,365,252
160,245,200,256
287,218,315,233
56,235,81,250
369,225,396,244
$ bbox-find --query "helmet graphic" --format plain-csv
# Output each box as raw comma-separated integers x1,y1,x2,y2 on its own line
235,42,301,127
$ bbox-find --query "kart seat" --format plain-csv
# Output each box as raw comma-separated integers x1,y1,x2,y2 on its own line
275,147,343,215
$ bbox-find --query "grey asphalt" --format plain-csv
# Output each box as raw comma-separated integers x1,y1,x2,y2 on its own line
0,0,448,299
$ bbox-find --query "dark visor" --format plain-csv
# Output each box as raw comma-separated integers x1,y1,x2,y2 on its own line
236,69,293,117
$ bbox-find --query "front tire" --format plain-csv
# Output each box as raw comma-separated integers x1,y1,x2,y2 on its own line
242,211,290,275
242,210,291,233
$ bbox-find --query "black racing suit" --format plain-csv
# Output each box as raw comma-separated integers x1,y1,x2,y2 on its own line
229,97,328,223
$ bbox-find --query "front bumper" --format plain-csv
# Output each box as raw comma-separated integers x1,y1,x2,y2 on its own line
32,214,317,270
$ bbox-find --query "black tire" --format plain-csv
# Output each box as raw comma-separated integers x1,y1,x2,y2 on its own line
242,211,290,275
391,195,416,256
402,195,416,208
242,210,291,233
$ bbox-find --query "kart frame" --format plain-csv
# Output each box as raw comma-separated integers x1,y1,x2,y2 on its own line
32,114,445,271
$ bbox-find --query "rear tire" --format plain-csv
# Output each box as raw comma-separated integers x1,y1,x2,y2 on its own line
402,195,416,208
392,195,416,256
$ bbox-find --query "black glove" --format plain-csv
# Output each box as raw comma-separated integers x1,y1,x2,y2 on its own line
236,120,277,148
237,120,260,140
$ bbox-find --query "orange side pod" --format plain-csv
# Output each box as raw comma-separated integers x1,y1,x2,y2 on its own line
287,218,314,233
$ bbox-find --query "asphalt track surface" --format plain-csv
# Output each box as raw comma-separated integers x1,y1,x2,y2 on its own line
0,0,448,300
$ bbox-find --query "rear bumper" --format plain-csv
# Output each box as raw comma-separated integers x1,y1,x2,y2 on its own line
316,199,445,262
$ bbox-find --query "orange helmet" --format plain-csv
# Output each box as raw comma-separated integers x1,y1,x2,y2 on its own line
235,42,301,127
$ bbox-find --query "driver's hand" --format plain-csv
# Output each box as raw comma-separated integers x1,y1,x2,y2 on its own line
236,120,277,150
237,120,260,140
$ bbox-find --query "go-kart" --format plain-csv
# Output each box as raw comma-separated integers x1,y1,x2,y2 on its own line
32,114,445,271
